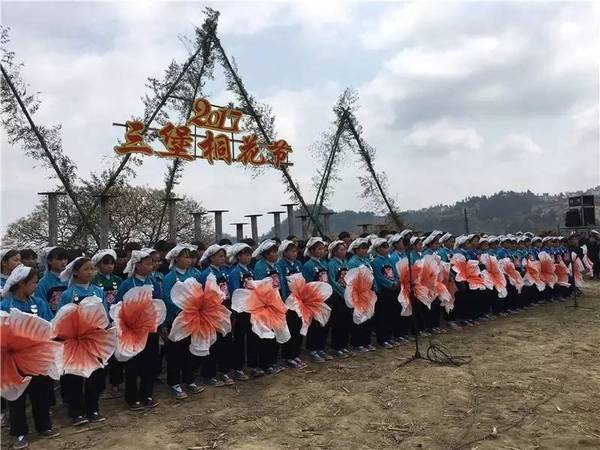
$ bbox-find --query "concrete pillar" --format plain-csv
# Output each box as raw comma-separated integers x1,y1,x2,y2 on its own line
268,211,285,239
231,222,248,241
191,212,206,241
38,192,66,246
358,223,372,234
320,212,335,235
282,203,297,237
297,214,309,239
208,210,229,243
244,214,262,243
163,197,183,241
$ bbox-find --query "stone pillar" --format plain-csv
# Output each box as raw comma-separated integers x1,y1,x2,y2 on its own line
38,191,66,246
231,222,248,241
191,212,206,241
268,210,284,239
208,210,229,243
282,203,297,237
244,214,262,243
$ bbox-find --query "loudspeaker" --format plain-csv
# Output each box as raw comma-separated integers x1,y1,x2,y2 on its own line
583,207,596,226
569,196,582,207
565,209,582,227
582,195,595,207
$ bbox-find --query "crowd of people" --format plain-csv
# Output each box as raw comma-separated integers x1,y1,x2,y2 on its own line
0,228,595,449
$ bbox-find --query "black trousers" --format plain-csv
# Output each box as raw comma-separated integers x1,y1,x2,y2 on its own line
247,332,276,370
165,337,195,386
232,313,250,371
375,288,396,344
306,321,329,351
125,333,159,404
412,299,430,331
330,293,352,350
428,299,442,329
8,376,52,436
107,355,124,387
350,318,373,347
61,368,105,418
282,311,303,359
200,332,234,378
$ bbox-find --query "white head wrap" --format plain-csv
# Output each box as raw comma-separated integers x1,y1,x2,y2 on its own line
0,248,15,263
251,240,278,259
141,247,156,254
388,234,402,246
453,235,468,249
1,264,32,297
366,234,378,243
123,250,151,277
409,236,423,246
368,237,388,254
59,256,87,284
200,244,226,265
91,249,117,266
398,229,413,239
165,243,198,268
423,231,442,246
228,243,252,264
37,246,57,274
327,240,345,259
348,238,370,254
304,237,325,258
439,232,453,244
278,240,296,258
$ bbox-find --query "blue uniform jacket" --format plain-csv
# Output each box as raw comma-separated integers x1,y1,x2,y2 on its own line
327,257,348,298
58,283,109,317
35,271,67,312
277,258,303,299
162,267,203,328
1,294,53,321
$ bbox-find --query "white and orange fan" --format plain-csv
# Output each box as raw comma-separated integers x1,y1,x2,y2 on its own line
522,259,545,292
232,278,290,343
480,254,507,298
451,254,488,290
344,266,377,324
538,252,558,289
52,296,116,378
168,275,231,357
109,285,166,361
285,273,332,336
499,258,524,293
1,309,63,401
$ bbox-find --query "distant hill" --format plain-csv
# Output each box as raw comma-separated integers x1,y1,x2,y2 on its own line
261,187,600,239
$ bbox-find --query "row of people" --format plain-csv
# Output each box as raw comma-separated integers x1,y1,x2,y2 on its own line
0,229,590,449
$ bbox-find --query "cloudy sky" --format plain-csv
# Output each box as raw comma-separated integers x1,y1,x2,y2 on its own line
1,1,599,237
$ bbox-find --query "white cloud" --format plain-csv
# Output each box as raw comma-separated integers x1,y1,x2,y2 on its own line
403,118,484,156
493,133,542,158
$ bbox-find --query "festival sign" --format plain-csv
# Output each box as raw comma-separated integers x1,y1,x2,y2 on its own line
114,98,292,167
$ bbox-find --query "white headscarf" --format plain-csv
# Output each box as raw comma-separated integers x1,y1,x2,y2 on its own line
439,232,453,244
398,229,413,239
1,264,32,297
0,248,15,263
91,249,117,266
388,234,402,246
124,250,152,277
228,243,251,264
327,240,345,259
368,237,388,254
165,243,198,268
252,240,278,259
304,237,325,258
278,240,296,258
141,247,156,254
348,238,370,254
454,235,469,249
200,244,225,265
59,256,87,284
423,231,442,246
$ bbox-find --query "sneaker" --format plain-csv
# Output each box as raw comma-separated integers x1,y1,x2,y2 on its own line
309,351,325,362
88,412,106,423
128,401,144,412
447,321,462,330
418,331,431,337
270,364,285,374
264,366,277,375
232,370,250,381
352,345,369,353
367,344,377,352
293,357,308,369
13,435,28,449
286,358,300,368
38,429,60,438
184,382,205,394
169,384,188,400
333,350,350,359
142,397,159,409
72,415,89,426
341,348,353,355
100,385,121,399
220,374,235,386
249,368,265,378
380,341,394,349
205,377,225,387
317,350,333,361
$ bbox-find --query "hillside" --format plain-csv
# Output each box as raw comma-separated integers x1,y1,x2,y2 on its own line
262,187,600,239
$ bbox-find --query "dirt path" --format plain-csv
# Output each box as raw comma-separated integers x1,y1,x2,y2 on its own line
4,283,600,450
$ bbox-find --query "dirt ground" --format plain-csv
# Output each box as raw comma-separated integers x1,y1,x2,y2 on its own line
3,282,600,450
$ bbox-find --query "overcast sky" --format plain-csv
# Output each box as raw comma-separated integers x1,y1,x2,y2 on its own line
1,1,599,237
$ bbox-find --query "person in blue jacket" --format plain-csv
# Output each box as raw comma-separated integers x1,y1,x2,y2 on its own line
1,264,59,448
437,233,454,262
114,250,163,411
0,248,21,289
250,240,284,375
347,237,375,352
369,238,400,349
276,240,306,369
35,247,68,313
57,257,108,427
388,234,406,267
162,244,204,400
301,237,333,363
198,244,234,387
327,240,353,358
227,243,254,380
